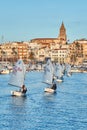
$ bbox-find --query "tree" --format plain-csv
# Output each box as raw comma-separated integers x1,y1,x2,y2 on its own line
71,54,77,64
29,51,35,61
11,47,18,64
1,49,6,61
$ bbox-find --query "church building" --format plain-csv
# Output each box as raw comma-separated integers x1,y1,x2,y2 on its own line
30,22,67,45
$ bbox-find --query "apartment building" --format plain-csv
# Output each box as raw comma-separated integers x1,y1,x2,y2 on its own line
51,48,68,63
0,42,29,63
17,42,29,63
75,39,87,60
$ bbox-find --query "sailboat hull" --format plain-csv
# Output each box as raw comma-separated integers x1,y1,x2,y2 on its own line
0,69,9,74
67,73,71,77
11,91,26,97
44,88,56,93
56,78,63,82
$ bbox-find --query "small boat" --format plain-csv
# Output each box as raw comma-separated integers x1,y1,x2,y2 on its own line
11,90,26,97
67,72,71,77
0,68,9,74
8,59,27,97
44,88,56,93
43,59,53,84
56,78,63,82
54,63,63,82
43,59,57,93
44,82,57,93
65,63,72,76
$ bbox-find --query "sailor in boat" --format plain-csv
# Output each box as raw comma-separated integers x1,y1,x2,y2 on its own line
51,83,57,90
11,84,27,96
51,78,57,90
21,85,27,93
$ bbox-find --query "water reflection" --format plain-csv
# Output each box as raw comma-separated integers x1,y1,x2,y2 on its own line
43,92,57,101
8,96,28,130
11,96,27,106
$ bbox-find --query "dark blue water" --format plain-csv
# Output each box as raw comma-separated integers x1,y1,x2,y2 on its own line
0,72,87,130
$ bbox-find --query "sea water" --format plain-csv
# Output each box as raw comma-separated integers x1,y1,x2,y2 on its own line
0,72,87,130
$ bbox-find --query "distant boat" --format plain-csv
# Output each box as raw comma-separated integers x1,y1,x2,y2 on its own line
8,59,27,96
0,68,9,74
43,59,57,93
55,63,63,82
0,58,10,74
65,63,72,76
0,62,10,74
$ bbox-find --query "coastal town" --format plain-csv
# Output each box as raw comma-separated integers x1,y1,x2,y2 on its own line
0,22,87,70
1,0,87,129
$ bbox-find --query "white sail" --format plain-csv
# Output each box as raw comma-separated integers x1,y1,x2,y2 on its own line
9,59,26,88
43,59,53,85
55,63,63,78
65,63,71,74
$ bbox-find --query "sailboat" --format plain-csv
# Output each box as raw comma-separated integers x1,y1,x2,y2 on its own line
65,63,72,77
0,62,10,74
8,59,27,96
0,67,9,74
43,59,57,93
55,63,63,82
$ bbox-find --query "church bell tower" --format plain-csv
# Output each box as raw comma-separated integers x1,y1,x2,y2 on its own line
58,22,67,42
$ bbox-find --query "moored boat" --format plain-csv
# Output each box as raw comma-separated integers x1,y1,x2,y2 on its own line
0,68,9,74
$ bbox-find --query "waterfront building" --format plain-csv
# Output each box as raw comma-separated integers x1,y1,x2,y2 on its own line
51,48,68,63
74,39,87,60
0,42,29,64
69,40,86,65
0,42,18,62
17,42,29,63
50,42,69,63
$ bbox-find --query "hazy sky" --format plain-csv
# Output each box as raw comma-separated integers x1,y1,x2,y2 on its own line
0,0,87,43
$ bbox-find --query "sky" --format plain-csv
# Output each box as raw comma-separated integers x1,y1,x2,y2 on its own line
0,0,87,43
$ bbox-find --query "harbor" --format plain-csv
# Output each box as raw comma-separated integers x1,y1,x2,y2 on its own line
0,71,87,130
0,1,87,130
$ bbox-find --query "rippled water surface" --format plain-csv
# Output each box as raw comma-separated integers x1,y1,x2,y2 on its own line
0,72,87,130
